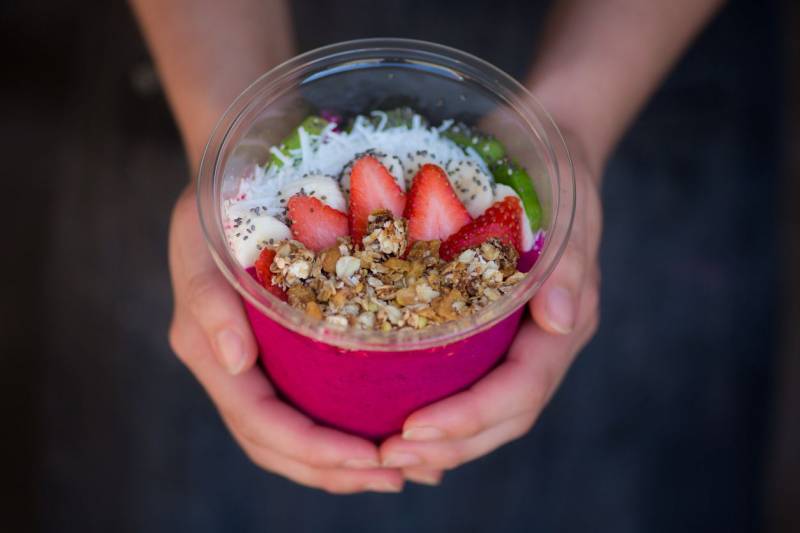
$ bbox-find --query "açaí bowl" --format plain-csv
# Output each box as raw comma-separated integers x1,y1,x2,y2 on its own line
197,39,575,440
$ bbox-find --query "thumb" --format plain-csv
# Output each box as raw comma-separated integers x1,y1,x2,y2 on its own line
169,189,258,375
530,245,585,335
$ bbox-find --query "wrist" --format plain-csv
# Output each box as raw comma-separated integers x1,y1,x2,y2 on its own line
177,94,241,176
550,121,605,184
524,84,611,181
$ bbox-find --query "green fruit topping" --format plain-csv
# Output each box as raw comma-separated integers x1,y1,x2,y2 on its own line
441,123,506,166
270,115,329,167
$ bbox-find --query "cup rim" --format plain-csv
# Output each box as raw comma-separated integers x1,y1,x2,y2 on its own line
197,38,576,352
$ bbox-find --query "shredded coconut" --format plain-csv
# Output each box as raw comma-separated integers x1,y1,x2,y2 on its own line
225,112,485,224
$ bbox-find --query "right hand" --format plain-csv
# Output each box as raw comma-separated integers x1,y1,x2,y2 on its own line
167,186,405,493
382,132,602,483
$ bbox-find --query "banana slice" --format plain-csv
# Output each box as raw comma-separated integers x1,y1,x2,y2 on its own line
340,151,405,195
494,184,535,252
278,175,346,213
375,152,405,190
228,214,292,266
402,150,439,188
447,160,495,218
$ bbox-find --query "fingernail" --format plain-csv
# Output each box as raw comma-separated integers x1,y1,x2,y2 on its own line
382,452,422,468
403,426,445,442
216,329,246,374
365,481,402,493
546,287,575,334
343,458,380,469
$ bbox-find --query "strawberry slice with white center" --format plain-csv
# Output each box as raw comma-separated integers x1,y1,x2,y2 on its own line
348,155,407,245
404,163,471,248
254,248,287,301
439,196,523,261
286,195,349,252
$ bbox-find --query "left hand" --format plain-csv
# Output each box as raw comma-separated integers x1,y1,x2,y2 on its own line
168,187,404,494
380,137,602,486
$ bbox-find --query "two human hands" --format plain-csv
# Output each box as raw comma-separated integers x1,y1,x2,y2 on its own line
166,135,602,492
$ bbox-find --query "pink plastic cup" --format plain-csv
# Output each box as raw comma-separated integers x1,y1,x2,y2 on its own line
197,39,575,440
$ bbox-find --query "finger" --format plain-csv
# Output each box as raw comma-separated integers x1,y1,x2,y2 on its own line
169,188,258,375
234,430,404,494
531,163,602,336
399,318,574,442
383,415,535,471
172,313,383,470
402,467,444,487
392,284,599,466
225,369,385,470
530,239,586,335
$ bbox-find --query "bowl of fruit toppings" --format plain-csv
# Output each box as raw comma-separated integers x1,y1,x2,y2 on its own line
197,39,575,439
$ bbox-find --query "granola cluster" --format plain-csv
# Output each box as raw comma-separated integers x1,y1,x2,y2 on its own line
268,211,524,331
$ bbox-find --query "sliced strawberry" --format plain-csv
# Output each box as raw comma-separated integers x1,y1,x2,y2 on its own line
287,195,349,252
254,248,287,301
404,164,471,248
349,155,407,245
439,196,523,261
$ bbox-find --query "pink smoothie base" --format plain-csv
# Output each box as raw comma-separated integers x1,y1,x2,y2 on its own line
242,245,541,441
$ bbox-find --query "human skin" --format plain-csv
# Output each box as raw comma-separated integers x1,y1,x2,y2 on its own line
131,0,725,492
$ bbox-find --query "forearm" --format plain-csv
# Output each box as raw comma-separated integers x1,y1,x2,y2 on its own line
130,0,294,169
526,0,725,175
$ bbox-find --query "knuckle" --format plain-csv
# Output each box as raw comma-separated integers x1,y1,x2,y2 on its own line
561,245,585,271
228,411,266,449
296,444,332,468
520,384,546,414
317,474,355,495
457,395,486,437
581,283,601,339
239,425,267,450
229,428,338,493
231,436,276,474
521,380,549,416
556,246,586,286
404,468,443,485
172,187,197,220
321,485,349,495
167,319,193,365
523,366,555,413
435,445,465,470
167,321,183,355
511,412,537,440
185,271,224,319
241,446,269,472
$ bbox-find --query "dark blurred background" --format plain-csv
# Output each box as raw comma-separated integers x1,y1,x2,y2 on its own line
0,0,798,531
